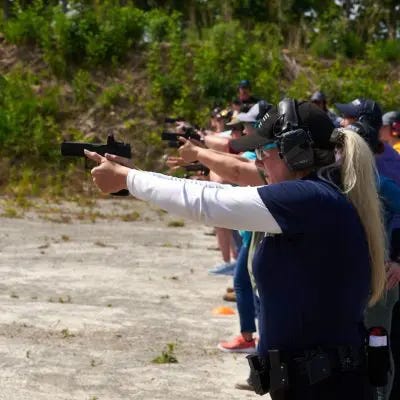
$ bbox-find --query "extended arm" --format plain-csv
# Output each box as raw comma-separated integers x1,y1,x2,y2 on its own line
85,150,282,233
126,170,281,233
204,135,230,152
178,139,263,186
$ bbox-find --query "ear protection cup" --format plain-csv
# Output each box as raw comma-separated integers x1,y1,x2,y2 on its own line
256,100,273,120
275,99,314,171
358,100,382,130
347,121,382,153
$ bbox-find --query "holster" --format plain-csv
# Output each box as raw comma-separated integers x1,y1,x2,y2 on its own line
269,349,289,392
246,354,270,395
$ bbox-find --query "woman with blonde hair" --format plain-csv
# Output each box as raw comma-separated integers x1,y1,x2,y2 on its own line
86,100,385,400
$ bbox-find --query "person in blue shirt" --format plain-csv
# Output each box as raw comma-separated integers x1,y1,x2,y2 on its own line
85,100,385,400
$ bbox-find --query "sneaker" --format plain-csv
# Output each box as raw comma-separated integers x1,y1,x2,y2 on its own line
208,261,236,276
217,335,256,354
222,291,236,302
235,378,255,392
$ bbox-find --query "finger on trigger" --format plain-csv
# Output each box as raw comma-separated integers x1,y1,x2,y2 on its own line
178,136,187,143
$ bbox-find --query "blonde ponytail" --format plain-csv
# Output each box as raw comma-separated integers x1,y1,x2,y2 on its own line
335,128,386,306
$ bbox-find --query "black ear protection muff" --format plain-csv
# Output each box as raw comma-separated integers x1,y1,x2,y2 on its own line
256,100,273,121
358,100,381,128
347,121,383,154
274,98,314,171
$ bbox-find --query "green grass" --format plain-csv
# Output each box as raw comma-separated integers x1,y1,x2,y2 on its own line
152,343,178,364
167,219,185,228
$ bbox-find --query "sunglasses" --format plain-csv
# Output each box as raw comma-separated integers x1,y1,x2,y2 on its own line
255,143,278,160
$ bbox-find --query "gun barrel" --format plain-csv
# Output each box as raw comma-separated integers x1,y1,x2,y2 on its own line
61,141,131,158
161,132,181,141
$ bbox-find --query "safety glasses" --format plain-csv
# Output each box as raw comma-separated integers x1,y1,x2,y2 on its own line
255,143,278,160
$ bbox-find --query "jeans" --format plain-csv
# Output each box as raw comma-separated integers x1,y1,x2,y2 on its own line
232,230,243,254
233,244,257,333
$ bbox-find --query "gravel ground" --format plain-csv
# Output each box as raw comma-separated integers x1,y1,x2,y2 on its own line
0,197,268,400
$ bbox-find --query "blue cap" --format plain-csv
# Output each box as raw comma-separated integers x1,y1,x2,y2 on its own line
335,98,383,129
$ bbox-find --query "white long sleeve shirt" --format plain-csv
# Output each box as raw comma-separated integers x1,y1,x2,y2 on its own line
127,170,282,234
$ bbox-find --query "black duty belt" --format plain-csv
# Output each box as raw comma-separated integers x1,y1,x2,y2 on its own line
247,346,366,395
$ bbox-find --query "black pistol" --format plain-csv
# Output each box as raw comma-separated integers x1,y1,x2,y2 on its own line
61,134,131,196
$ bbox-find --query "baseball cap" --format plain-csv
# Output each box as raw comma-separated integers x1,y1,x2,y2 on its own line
311,91,326,102
335,98,382,127
238,79,251,89
230,101,335,152
236,101,273,123
382,111,400,126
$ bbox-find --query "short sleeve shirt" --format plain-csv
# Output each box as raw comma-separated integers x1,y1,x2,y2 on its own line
253,175,371,356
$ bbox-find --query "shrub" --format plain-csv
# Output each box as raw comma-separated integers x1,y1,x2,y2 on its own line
98,83,125,108
0,69,61,160
367,40,400,63
2,0,49,45
3,1,145,75
72,70,96,105
85,5,144,66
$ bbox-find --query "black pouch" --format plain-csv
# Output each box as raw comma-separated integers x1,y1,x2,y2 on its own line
305,351,332,385
367,327,391,387
247,354,270,396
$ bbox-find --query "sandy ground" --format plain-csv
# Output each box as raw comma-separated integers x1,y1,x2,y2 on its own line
0,197,269,400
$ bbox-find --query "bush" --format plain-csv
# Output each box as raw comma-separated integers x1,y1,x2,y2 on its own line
146,19,284,123
3,1,145,75
1,1,400,197
310,36,337,59
85,5,144,66
2,0,49,45
98,83,125,108
0,69,61,160
367,40,400,63
72,70,96,105
340,31,365,59
145,9,179,43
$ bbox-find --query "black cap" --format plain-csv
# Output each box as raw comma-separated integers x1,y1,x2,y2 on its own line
230,101,335,152
335,98,382,129
238,79,251,89
311,91,326,102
